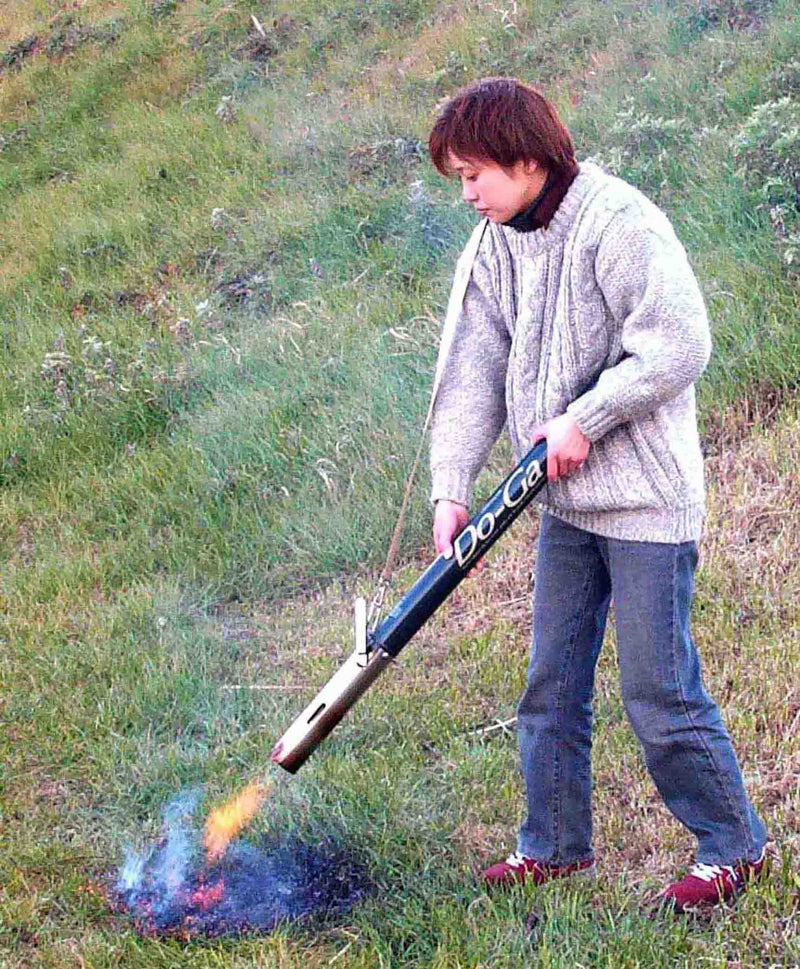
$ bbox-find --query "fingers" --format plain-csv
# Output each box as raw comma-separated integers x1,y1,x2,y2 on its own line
561,456,586,476
557,461,585,480
548,448,583,480
433,514,456,558
431,502,485,577
433,501,468,559
434,526,454,559
547,454,586,481
534,415,590,481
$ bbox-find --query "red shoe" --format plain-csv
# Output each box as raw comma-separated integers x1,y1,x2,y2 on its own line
481,851,595,888
658,848,768,912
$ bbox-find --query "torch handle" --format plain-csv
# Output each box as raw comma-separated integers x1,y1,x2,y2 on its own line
271,441,547,772
371,440,547,657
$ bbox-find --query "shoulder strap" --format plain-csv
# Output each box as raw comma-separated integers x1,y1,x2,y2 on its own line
372,219,488,602
423,218,489,435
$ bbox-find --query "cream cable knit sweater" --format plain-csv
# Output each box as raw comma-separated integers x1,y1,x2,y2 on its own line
430,162,712,543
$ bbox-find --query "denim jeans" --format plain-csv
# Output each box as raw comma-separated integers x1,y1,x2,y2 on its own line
517,512,767,867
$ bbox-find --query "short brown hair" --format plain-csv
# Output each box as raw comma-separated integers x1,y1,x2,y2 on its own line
429,77,576,177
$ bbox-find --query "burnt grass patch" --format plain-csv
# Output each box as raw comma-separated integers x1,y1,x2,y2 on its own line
113,820,373,939
0,15,125,76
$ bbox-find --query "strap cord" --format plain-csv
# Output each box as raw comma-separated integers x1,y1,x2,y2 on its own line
367,220,489,631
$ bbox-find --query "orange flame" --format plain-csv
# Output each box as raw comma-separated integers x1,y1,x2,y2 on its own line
203,782,268,862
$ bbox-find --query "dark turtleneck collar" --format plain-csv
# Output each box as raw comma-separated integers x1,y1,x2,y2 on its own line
504,160,580,232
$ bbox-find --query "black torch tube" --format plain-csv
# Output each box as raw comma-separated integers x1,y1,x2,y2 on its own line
370,440,547,657
271,441,547,772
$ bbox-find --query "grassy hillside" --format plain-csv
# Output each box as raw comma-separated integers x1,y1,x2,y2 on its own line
1,1,799,966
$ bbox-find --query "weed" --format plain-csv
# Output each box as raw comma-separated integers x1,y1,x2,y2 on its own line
0,13,126,78
234,14,299,63
683,0,777,35
601,102,696,197
0,34,38,74
213,267,272,313
46,15,98,59
768,57,800,97
731,96,800,266
150,0,179,21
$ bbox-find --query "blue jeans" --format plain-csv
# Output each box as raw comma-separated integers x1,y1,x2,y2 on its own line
517,513,767,867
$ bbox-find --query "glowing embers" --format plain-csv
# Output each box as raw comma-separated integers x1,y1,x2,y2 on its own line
114,789,370,938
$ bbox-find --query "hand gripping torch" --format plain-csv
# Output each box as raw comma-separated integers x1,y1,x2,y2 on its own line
270,440,547,773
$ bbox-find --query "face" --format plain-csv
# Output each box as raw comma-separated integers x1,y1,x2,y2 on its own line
447,152,548,223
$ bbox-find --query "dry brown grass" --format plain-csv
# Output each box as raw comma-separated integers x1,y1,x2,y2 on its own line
703,407,800,614
355,3,468,104
0,56,42,120
554,37,654,118
0,0,215,51
120,47,199,105
0,0,125,48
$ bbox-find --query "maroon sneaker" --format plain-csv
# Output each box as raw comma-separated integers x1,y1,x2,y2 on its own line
481,851,595,888
658,848,768,912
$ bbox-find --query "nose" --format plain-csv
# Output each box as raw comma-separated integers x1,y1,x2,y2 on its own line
461,179,478,203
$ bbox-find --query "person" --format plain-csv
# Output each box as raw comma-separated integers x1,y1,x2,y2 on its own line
427,77,768,912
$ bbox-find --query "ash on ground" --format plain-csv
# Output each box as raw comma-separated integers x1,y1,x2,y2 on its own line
113,795,370,937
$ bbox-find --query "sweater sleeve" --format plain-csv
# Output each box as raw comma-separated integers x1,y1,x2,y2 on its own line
566,204,711,442
429,243,511,508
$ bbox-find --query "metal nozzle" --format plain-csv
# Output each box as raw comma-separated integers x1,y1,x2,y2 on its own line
270,598,393,773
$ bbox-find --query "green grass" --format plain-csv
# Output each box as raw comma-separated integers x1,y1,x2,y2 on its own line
2,0,800,966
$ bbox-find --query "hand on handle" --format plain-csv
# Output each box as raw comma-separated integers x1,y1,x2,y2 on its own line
533,414,590,482
433,499,469,559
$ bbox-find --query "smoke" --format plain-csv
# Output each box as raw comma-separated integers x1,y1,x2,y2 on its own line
113,791,370,937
